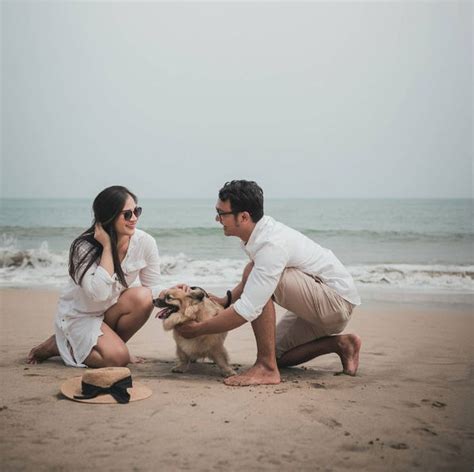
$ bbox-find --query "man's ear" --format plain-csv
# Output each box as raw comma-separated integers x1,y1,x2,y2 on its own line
240,211,252,223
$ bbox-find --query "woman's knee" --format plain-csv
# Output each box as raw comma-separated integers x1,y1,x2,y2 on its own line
121,287,153,312
103,344,130,367
85,343,130,368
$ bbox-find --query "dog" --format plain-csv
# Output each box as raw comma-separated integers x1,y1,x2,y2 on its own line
153,287,236,377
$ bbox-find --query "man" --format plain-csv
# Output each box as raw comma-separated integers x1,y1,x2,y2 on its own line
177,180,361,386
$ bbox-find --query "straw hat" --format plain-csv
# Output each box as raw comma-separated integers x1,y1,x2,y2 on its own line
61,367,152,404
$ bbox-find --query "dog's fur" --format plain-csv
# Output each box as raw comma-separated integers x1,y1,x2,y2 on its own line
153,287,236,377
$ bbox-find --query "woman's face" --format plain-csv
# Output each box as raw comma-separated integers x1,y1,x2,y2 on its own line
114,195,139,237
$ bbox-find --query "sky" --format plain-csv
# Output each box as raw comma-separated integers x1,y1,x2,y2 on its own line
1,1,472,199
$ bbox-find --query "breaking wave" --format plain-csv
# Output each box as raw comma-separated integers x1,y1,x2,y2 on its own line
1,242,472,292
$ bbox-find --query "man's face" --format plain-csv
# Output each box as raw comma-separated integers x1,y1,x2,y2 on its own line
215,199,240,237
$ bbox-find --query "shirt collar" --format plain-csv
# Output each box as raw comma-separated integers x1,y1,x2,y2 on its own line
240,215,272,254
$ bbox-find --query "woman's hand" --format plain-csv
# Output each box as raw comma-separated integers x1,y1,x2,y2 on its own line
175,284,190,292
94,223,111,248
157,284,190,299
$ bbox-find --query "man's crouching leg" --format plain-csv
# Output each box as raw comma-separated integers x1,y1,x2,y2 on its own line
277,334,361,376
224,299,281,386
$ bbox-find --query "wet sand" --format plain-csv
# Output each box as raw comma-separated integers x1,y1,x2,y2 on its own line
1,288,473,471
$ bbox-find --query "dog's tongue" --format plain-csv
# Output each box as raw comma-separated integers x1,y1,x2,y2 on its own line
156,308,169,319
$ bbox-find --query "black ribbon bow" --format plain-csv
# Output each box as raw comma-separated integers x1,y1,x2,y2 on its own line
74,376,132,404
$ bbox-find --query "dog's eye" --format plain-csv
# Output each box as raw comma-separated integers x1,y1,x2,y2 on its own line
166,295,174,301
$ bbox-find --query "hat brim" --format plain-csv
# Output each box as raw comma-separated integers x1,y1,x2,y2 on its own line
60,376,152,404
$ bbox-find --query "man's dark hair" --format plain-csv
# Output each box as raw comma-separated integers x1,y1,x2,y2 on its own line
218,180,264,223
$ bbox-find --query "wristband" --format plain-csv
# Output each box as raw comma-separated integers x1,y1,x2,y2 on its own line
224,290,232,309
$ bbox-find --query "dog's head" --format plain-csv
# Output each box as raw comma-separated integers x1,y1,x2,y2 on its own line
153,287,207,320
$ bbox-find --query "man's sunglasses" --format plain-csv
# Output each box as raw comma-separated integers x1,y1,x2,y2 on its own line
215,210,238,221
120,206,143,221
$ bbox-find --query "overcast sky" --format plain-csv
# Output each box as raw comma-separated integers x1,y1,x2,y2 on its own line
1,1,472,199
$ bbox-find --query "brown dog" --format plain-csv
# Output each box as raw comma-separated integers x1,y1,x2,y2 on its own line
153,287,236,377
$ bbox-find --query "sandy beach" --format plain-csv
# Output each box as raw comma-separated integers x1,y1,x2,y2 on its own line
0,288,473,471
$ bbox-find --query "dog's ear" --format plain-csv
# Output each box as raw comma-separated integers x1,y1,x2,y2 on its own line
188,287,206,302
184,304,200,320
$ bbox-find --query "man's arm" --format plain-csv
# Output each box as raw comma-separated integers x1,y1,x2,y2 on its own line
176,306,247,338
210,279,246,307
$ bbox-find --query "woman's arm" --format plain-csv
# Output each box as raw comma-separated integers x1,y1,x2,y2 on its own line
76,225,118,302
139,234,165,297
94,223,114,277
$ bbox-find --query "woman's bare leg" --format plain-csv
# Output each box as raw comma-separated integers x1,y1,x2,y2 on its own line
27,287,153,364
103,287,153,341
83,323,130,368
103,287,154,362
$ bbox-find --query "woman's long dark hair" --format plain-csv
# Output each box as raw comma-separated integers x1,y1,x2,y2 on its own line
68,186,138,288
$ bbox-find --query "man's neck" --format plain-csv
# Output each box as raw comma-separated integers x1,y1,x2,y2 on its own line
240,221,257,244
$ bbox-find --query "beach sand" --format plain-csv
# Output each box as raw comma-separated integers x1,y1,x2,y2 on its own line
1,288,473,471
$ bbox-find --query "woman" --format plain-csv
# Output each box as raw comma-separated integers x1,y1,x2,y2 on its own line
27,185,163,367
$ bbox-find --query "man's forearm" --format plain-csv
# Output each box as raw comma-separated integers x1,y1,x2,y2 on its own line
230,281,244,304
201,307,247,335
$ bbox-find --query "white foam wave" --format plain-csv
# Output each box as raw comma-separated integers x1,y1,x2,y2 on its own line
0,242,472,292
348,264,474,292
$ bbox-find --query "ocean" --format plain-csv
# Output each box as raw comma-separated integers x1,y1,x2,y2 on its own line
1,198,473,299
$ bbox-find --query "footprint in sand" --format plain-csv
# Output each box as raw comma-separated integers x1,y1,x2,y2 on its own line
390,442,409,450
414,427,437,436
311,382,326,389
19,397,44,405
318,417,343,428
421,399,447,408
402,401,421,408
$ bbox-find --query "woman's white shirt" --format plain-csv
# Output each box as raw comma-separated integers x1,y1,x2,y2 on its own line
55,229,163,367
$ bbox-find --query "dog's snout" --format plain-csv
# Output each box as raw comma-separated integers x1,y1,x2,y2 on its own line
153,297,166,308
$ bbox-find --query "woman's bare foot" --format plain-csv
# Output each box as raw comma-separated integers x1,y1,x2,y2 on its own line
26,335,59,364
336,334,361,376
224,362,281,386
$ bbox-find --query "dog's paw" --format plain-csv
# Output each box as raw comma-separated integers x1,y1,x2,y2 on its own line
171,365,188,373
221,369,237,378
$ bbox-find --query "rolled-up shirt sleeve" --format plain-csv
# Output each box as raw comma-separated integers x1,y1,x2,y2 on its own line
139,235,165,298
233,242,288,322
80,264,119,302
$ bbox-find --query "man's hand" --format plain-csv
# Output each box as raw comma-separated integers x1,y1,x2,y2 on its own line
175,321,203,339
209,293,227,307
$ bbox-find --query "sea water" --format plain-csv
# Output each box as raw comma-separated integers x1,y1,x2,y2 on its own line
1,198,473,298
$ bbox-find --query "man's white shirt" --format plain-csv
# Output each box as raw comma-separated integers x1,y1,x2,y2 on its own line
233,216,361,322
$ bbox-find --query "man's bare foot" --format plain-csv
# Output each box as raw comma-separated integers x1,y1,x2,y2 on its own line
224,362,281,386
27,335,59,364
129,354,145,364
336,334,361,376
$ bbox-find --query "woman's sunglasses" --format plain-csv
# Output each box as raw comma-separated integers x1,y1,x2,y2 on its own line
120,206,142,221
